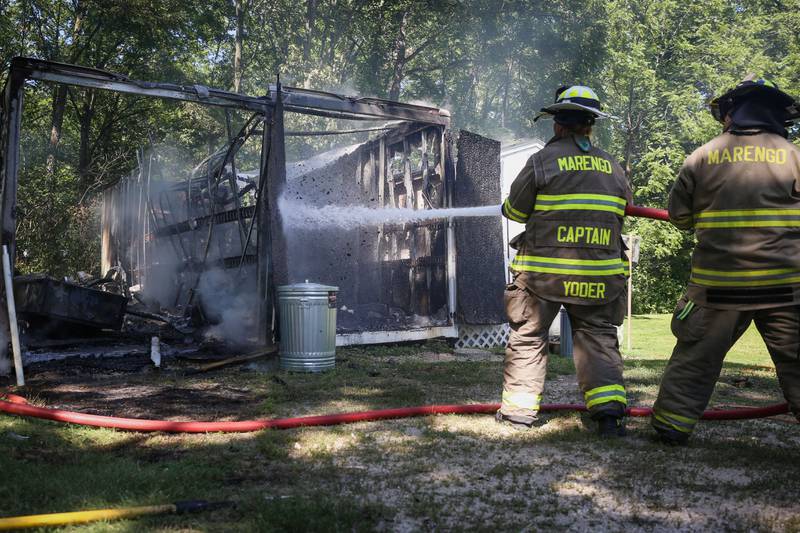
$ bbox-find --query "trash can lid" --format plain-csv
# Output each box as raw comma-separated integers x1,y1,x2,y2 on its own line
277,281,339,293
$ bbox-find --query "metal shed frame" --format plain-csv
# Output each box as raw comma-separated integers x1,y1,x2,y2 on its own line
0,57,452,346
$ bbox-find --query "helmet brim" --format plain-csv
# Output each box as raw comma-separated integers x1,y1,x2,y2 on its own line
537,102,613,119
710,83,799,123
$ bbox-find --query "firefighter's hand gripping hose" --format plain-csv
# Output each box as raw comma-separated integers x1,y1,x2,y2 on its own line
0,393,789,434
0,500,231,530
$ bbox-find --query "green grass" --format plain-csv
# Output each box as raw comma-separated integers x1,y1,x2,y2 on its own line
621,314,778,409
622,314,773,367
0,323,797,531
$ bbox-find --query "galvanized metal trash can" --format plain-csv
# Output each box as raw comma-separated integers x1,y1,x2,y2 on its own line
277,282,339,372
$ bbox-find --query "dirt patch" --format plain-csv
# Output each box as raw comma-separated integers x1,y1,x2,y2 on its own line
3,352,272,420
2,344,799,531
373,347,503,364
274,415,800,531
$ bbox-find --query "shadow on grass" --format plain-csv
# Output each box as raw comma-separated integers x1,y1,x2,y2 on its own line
622,357,786,407
0,341,796,530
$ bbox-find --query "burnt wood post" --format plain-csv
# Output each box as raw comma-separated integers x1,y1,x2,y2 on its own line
0,66,25,345
443,129,457,322
257,81,287,347
454,130,504,325
257,109,273,346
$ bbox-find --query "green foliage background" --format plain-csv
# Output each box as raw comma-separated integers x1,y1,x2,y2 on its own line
1,0,799,311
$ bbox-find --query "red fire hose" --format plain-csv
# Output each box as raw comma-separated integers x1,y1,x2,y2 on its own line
0,393,788,433
0,206,782,432
625,205,670,221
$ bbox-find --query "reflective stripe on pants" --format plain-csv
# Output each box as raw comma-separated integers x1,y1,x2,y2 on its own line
500,280,627,420
501,391,542,411
652,408,696,433
584,384,627,409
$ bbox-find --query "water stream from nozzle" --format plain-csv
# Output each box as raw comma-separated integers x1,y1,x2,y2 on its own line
279,197,502,229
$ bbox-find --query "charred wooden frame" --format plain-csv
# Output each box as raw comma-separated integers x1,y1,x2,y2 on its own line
0,57,452,345
281,122,458,344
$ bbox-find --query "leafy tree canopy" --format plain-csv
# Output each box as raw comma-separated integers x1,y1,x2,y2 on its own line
1,0,798,311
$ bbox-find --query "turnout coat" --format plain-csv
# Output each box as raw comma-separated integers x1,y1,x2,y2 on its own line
502,135,632,305
669,129,800,310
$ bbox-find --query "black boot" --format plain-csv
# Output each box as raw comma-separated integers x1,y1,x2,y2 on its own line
597,415,626,438
653,427,689,446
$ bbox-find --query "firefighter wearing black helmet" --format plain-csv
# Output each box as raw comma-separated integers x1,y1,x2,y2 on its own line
652,75,800,445
497,85,633,437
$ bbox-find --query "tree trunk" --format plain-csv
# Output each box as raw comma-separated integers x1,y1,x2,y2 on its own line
326,0,339,65
479,79,496,123
387,10,408,101
45,9,85,179
78,91,96,188
46,85,68,179
233,0,245,93
622,82,636,177
465,67,478,118
302,0,317,88
304,0,317,61
501,59,512,128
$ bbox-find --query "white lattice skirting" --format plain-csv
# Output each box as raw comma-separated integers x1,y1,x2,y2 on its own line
455,324,510,349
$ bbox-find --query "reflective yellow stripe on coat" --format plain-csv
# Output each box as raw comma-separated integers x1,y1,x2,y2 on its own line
502,198,529,223
695,208,800,229
534,193,626,216
690,266,800,287
510,255,628,276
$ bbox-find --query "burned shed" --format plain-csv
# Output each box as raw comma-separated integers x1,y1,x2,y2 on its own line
0,58,506,348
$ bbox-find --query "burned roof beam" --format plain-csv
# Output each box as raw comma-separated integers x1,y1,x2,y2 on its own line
11,57,269,113
9,58,450,125
285,124,398,136
281,106,400,122
276,86,450,125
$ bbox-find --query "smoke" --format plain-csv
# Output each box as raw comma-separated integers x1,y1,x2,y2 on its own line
99,148,190,303
197,268,258,346
279,195,501,230
110,144,263,347
321,79,361,98
286,143,362,178
112,141,260,312
408,99,443,110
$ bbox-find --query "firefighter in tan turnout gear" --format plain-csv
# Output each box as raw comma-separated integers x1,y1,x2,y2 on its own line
652,76,800,445
497,85,633,437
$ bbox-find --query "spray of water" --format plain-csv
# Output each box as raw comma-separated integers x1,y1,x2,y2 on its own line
279,197,502,229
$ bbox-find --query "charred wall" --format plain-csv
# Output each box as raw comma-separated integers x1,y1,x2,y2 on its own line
283,125,450,333
455,130,505,324
102,125,505,339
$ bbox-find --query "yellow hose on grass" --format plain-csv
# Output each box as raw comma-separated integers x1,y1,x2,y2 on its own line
0,500,227,530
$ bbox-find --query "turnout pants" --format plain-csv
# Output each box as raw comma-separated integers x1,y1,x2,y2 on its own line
652,298,800,436
499,279,627,421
